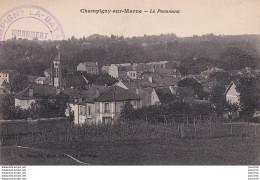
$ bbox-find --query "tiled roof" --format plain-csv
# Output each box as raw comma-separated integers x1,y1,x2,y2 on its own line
94,86,141,102
35,76,48,81
85,62,98,67
15,84,57,100
153,76,180,87
0,69,16,74
121,81,141,89
62,88,88,98
138,87,155,106
66,74,88,88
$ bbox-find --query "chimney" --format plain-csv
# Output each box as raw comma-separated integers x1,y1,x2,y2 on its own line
28,88,33,97
149,76,153,83
136,88,139,94
79,97,83,103
56,88,61,95
96,88,100,97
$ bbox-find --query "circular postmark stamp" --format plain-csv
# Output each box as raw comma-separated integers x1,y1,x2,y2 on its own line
0,5,65,41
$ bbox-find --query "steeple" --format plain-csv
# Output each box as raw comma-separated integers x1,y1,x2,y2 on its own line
54,43,61,61
51,43,67,89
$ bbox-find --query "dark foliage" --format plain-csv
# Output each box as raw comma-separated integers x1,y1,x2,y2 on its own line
177,78,205,99
236,77,259,119
0,34,259,78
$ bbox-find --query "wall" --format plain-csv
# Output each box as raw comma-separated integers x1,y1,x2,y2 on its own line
15,98,35,110
151,89,160,105
226,83,240,104
77,63,86,71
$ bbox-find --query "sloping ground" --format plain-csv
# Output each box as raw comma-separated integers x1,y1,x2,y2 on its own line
0,146,85,165
1,136,259,165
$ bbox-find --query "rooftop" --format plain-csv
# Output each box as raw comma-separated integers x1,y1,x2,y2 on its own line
15,84,57,100
94,86,141,102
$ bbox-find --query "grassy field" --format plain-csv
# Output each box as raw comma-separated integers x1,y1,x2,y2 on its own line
0,119,259,165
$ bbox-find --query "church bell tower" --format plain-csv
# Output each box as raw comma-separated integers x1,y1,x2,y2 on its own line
51,44,67,89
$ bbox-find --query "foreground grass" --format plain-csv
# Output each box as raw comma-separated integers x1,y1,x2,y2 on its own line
1,136,259,165
1,120,260,165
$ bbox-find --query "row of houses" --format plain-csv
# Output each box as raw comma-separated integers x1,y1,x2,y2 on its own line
101,61,180,80
6,50,259,123
14,78,244,124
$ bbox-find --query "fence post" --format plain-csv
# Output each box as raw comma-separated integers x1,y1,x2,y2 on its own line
193,118,197,135
164,115,167,126
172,116,175,124
180,124,184,138
230,119,233,135
176,123,180,138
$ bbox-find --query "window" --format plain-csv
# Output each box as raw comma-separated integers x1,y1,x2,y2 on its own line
80,106,86,115
96,103,100,113
62,68,67,77
54,68,59,78
88,106,91,116
104,103,110,113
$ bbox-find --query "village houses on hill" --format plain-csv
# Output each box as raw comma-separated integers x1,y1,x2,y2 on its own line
11,47,260,124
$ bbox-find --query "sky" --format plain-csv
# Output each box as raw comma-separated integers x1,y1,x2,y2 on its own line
0,0,260,40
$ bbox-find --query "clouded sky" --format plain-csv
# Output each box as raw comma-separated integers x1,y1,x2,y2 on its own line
1,0,259,39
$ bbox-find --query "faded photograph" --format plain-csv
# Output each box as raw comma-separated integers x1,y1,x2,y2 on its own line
0,0,259,165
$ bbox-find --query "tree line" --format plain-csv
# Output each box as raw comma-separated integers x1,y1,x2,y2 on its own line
0,34,259,77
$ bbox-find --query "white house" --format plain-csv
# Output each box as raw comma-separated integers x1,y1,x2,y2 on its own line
68,85,108,125
102,64,119,78
115,80,160,107
126,70,138,79
77,62,99,74
69,97,96,125
224,82,240,104
0,69,17,84
93,86,142,124
15,84,57,109
35,76,50,85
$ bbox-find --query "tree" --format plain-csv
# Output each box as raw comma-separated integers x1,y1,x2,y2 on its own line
29,94,69,119
155,89,177,104
192,102,213,116
219,47,257,71
177,78,205,99
236,77,259,120
209,71,232,85
10,74,29,93
0,94,29,120
210,84,228,117
119,102,137,121
0,94,15,119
